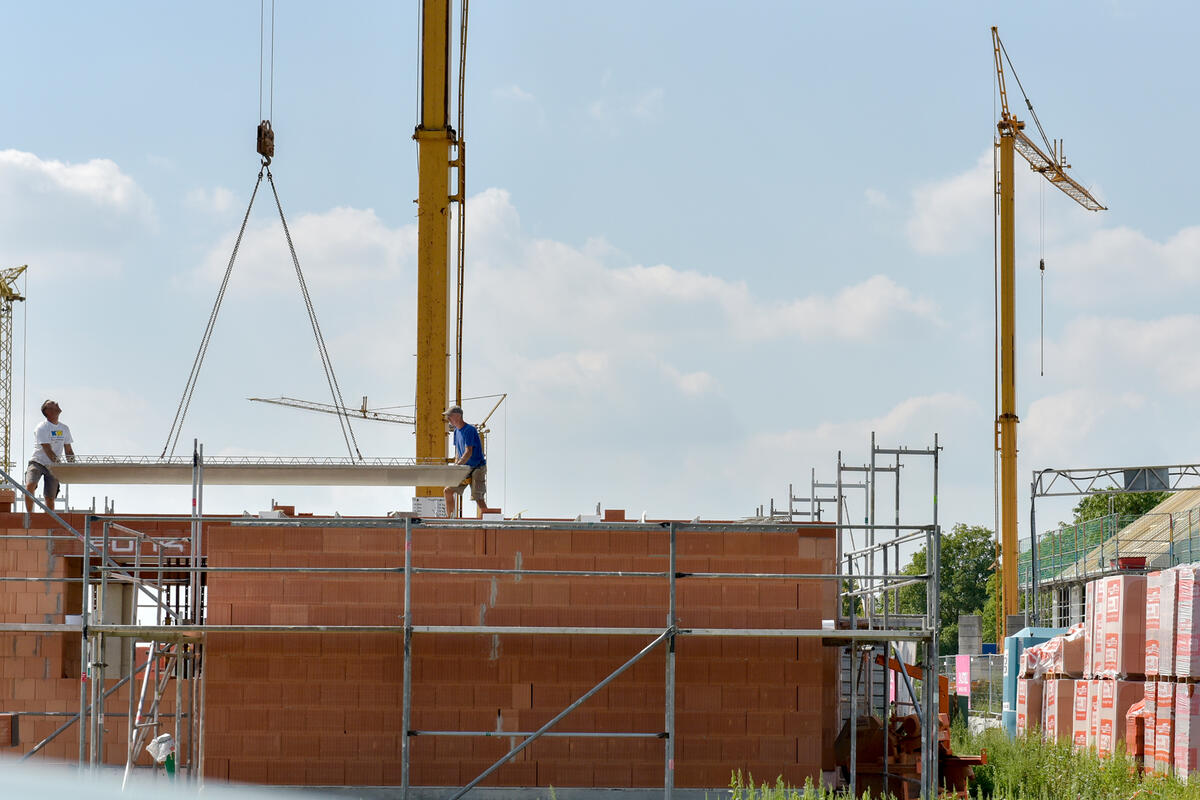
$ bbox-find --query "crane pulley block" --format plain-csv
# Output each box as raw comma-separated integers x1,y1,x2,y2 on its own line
257,120,275,162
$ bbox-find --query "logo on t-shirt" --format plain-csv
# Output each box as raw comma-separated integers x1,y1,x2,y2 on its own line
50,430,64,438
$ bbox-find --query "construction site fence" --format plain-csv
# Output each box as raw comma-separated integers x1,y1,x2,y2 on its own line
940,653,1004,719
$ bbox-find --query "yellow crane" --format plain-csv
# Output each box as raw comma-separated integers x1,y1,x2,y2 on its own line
992,28,1105,640
0,265,26,474
414,0,468,496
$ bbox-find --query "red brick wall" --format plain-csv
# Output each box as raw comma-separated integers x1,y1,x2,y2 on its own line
0,513,190,765
203,521,837,787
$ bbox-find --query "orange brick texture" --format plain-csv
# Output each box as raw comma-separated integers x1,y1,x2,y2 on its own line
202,521,838,788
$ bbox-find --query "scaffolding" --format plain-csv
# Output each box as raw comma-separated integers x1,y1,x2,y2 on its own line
1,439,944,798
1022,462,1200,625
762,433,943,798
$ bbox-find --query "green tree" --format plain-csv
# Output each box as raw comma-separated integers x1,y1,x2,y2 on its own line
1071,490,1170,524
896,523,996,655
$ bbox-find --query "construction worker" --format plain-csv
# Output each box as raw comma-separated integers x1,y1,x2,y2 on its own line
442,405,487,519
25,399,74,513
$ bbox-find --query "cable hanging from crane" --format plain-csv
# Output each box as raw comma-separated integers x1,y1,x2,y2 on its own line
162,2,361,461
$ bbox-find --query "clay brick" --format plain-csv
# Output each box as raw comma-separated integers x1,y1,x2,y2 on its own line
222,750,267,779
345,758,385,786
543,760,594,786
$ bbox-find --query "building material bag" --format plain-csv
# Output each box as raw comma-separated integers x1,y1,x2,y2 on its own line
1101,575,1146,678
1145,682,1158,772
1175,683,1200,779
1084,580,1095,678
1176,566,1200,677
1096,679,1143,757
1072,679,1091,750
1156,681,1176,774
1089,679,1101,749
1016,677,1043,738
1147,569,1179,677
1050,623,1085,677
1044,679,1076,742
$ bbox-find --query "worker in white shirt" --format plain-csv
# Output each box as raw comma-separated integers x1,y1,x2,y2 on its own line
25,399,75,513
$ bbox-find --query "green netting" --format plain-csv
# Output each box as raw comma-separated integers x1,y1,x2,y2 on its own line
1018,513,1142,586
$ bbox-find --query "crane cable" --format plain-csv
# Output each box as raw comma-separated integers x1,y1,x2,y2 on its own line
995,35,1055,160
162,1,361,460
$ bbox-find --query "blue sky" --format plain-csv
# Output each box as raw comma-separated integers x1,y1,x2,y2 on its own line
2,2,1198,538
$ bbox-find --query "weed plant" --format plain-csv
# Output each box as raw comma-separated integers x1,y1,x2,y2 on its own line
728,724,1200,800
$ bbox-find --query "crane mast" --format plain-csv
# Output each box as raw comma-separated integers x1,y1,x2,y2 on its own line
0,265,25,474
415,0,454,492
991,27,1105,641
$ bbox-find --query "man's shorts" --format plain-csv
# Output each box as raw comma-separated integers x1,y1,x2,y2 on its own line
25,462,59,499
451,464,487,504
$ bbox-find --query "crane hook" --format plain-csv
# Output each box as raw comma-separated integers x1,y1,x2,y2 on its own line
257,120,275,166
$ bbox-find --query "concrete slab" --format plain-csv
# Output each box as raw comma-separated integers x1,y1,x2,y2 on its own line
51,459,469,487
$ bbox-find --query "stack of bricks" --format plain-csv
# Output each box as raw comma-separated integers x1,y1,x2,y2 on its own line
201,520,838,788
1016,566,1200,778
0,512,191,764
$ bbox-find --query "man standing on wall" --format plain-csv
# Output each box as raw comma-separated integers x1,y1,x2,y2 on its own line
25,399,74,513
442,405,488,519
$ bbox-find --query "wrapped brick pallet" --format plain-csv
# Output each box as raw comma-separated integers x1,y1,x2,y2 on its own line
1147,569,1178,677
1177,566,1200,677
1157,682,1176,774
1072,680,1090,750
1175,683,1200,779
1100,575,1146,679
1096,679,1142,757
1145,682,1158,772
1044,679,1076,741
1017,678,1043,738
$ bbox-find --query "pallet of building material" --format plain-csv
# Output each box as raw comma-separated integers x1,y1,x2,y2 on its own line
1175,683,1200,779
1090,578,1107,678
1148,569,1179,677
1072,679,1091,750
1099,575,1147,679
1084,580,1095,678
1016,677,1043,738
1045,623,1086,677
1145,682,1159,773
1156,681,1176,774
1176,567,1200,678
1043,678,1075,742
1097,679,1143,757
1126,699,1148,767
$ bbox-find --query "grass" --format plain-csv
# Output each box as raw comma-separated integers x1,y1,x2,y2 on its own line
728,721,1200,800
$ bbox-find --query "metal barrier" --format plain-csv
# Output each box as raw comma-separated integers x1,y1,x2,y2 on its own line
942,653,1004,718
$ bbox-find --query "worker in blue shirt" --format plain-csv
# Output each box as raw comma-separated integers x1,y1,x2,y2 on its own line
442,404,488,518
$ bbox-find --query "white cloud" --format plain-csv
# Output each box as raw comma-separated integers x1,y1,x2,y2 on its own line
493,84,536,104
865,188,889,208
466,189,939,348
905,148,1105,257
1046,225,1200,304
0,149,150,213
906,151,992,255
0,149,155,275
1023,388,1146,468
1045,314,1200,394
194,206,416,291
659,362,717,396
185,186,235,214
